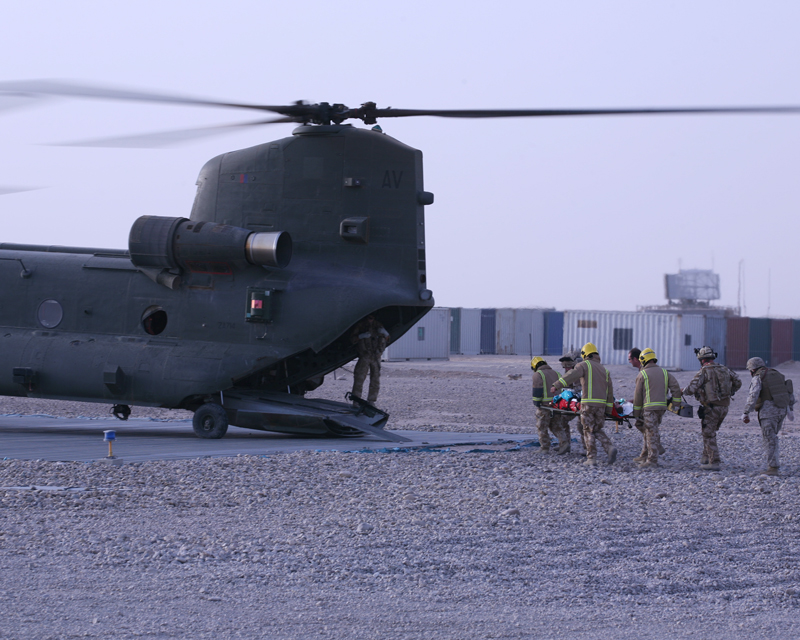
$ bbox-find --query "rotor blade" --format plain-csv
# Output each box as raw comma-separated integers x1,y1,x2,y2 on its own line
51,117,295,148
0,186,42,196
0,92,46,112
0,80,296,115
369,106,800,119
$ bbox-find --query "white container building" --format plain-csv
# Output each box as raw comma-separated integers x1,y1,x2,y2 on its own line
384,307,451,361
563,310,706,370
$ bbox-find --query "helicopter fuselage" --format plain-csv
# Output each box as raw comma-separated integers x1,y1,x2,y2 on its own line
0,125,434,414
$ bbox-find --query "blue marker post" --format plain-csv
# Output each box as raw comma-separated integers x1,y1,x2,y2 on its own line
103,430,116,459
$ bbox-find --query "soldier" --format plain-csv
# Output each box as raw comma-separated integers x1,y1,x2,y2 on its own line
551,342,617,465
741,357,796,476
558,350,584,453
682,346,742,471
351,315,390,404
531,357,569,454
632,348,682,468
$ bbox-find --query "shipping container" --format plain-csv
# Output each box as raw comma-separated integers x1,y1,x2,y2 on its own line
544,311,565,356
563,311,682,368
704,316,727,366
459,308,482,355
677,315,705,371
480,308,496,354
726,317,749,369
512,309,545,357
384,307,451,361
748,318,771,366
449,307,461,354
794,320,800,362
770,319,793,366
495,308,516,355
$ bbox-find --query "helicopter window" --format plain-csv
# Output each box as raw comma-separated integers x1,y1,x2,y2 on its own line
142,306,168,336
37,299,63,329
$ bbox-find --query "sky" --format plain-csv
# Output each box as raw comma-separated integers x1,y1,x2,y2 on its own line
1,1,799,318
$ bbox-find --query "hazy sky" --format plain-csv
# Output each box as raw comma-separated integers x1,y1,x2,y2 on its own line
1,1,799,317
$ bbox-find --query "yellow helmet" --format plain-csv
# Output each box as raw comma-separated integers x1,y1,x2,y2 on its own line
531,356,546,371
639,348,657,366
580,342,598,359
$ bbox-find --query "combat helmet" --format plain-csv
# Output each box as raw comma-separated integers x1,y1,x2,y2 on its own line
639,348,657,366
559,349,582,363
694,346,717,362
746,357,766,371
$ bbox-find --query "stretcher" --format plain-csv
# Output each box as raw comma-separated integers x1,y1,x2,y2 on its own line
541,404,634,431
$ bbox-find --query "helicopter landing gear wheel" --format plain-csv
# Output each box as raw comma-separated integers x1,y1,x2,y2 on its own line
192,403,229,439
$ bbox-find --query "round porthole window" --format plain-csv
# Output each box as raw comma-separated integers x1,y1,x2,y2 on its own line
37,299,64,328
142,306,168,336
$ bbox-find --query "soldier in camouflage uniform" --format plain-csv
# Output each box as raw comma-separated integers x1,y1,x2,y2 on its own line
632,348,682,468
351,315,390,404
557,350,584,453
551,343,617,465
682,346,742,471
741,357,796,475
531,357,569,453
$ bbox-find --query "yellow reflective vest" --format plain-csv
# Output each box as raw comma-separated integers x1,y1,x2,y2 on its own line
633,361,682,417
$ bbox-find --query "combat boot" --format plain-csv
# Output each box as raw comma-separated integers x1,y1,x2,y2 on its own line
557,441,571,455
638,461,659,469
536,446,551,454
700,462,721,471
607,447,618,465
632,453,647,463
762,467,779,476
583,457,598,466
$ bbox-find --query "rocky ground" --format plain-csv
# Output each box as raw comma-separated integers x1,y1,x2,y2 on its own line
1,356,799,639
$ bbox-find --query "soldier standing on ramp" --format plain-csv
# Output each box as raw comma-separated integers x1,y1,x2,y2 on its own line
551,342,617,466
531,357,570,454
681,346,742,471
632,348,682,468
741,357,796,476
351,315,390,404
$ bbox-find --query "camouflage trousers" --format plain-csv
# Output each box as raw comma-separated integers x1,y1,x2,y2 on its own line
581,405,614,460
636,410,665,463
757,402,787,469
559,413,584,452
535,407,568,450
700,404,728,464
352,356,381,404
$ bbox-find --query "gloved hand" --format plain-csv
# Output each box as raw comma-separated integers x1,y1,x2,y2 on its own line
741,413,750,424
635,418,644,429
788,410,795,422
533,400,542,408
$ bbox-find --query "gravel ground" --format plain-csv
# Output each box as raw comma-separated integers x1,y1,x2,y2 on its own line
1,356,799,639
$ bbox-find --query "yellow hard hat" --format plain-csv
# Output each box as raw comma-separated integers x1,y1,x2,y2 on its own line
639,348,657,365
531,356,546,371
580,342,598,359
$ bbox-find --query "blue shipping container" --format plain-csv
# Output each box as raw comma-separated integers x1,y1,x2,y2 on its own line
450,307,461,354
704,316,727,366
748,318,772,366
544,311,564,356
480,309,496,354
794,320,800,362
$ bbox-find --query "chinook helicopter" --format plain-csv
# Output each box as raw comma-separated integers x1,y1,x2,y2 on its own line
1,81,799,441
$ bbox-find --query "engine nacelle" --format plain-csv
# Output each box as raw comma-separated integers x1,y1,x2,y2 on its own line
128,216,292,273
